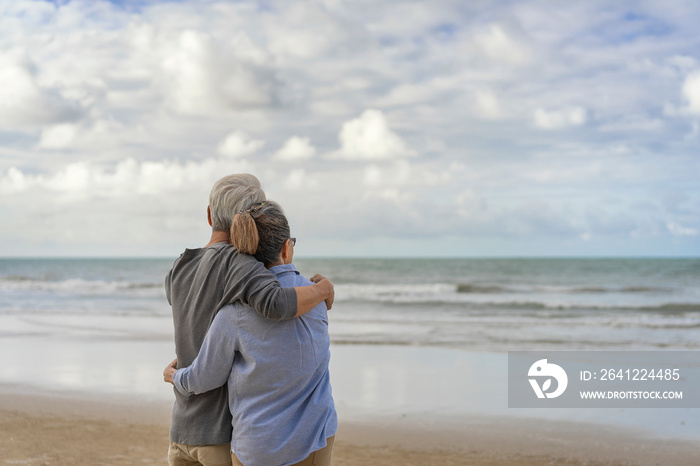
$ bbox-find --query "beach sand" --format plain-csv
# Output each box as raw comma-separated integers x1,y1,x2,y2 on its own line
2,390,698,466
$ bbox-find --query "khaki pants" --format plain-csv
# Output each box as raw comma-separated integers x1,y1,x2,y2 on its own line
231,436,334,466
168,441,232,466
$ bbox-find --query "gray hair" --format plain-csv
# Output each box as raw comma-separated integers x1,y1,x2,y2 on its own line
208,174,266,231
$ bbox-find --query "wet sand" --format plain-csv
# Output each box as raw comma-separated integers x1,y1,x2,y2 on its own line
1,390,698,466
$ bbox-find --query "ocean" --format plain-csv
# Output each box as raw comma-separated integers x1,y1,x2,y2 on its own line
1,257,698,351
1,256,699,439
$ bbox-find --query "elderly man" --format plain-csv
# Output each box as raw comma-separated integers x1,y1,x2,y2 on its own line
166,174,334,466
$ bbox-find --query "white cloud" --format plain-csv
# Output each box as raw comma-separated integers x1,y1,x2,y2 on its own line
332,109,417,160
473,90,502,120
45,162,92,194
0,154,252,253
0,155,255,204
533,107,587,129
263,3,369,60
311,99,353,116
682,71,700,114
284,168,307,191
690,121,700,139
217,130,265,158
667,55,698,73
0,1,699,256
362,160,450,195
273,136,316,162
157,29,276,115
0,167,29,194
377,187,402,201
0,49,82,127
374,81,444,107
666,222,698,237
363,164,383,187
473,23,532,66
38,123,79,149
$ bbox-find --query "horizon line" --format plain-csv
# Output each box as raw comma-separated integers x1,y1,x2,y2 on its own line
1,255,698,260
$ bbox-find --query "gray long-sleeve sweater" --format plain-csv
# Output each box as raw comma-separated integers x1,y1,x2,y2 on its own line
165,242,297,445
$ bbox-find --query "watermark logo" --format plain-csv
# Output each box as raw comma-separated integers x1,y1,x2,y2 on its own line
509,351,699,408
528,359,568,399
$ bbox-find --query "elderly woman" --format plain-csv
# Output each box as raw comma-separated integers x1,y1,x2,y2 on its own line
164,201,336,466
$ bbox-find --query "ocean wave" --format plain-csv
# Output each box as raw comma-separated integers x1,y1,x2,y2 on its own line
334,283,700,312
327,332,700,351
3,275,35,282
3,277,697,315
572,286,673,293
455,283,674,294
472,301,700,313
335,283,456,302
0,277,163,295
638,303,700,313
456,284,511,293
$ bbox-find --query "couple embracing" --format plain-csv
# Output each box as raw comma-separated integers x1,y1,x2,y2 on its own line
162,174,337,466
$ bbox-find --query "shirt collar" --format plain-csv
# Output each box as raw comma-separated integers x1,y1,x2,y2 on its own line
268,263,299,276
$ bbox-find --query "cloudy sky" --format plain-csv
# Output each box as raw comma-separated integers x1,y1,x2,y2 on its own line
1,0,698,257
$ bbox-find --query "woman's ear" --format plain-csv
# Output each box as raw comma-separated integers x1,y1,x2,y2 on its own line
280,239,293,264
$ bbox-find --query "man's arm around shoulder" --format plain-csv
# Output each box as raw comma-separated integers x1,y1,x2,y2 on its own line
224,253,334,320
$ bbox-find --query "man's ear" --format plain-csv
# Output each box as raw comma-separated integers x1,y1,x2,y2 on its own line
207,206,213,227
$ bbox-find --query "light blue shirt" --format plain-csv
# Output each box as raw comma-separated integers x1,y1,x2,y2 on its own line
173,264,337,466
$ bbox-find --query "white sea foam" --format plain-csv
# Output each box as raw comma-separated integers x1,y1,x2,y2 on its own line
0,277,162,294
334,283,456,303
1,257,699,350
333,282,700,314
